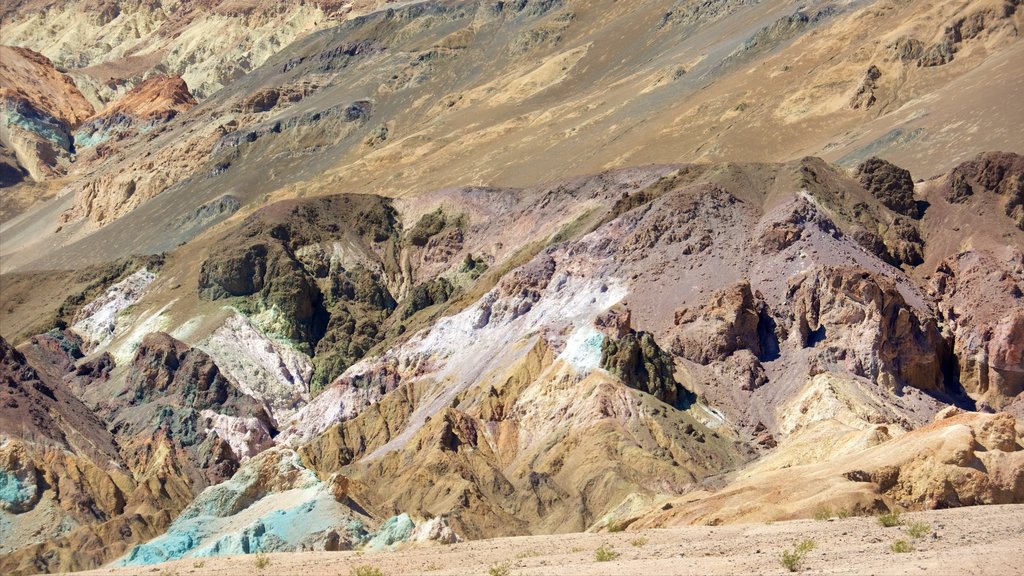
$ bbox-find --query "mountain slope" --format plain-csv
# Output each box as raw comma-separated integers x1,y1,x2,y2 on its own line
0,1,1022,574
1,0,1022,272
3,152,1022,573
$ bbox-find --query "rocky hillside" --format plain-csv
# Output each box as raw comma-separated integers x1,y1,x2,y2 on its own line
2,150,1023,574
0,0,403,104
0,1,1021,575
2,0,1022,270
0,45,94,182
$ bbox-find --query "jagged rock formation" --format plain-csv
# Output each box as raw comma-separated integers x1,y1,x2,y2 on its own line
197,194,403,391
785,266,950,395
0,45,94,181
4,153,1024,573
600,330,689,406
930,250,1024,410
0,336,170,574
0,0,1022,572
1,328,283,573
0,0,399,103
1,0,1021,263
121,332,275,468
74,75,196,151
856,157,919,218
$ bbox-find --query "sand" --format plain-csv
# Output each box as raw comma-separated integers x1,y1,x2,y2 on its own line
76,504,1024,576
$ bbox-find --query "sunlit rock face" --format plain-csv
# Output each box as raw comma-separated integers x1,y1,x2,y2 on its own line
0,0,1023,572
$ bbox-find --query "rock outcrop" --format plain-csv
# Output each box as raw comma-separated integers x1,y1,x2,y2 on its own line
74,75,196,150
785,267,950,394
600,330,690,407
856,157,919,218
630,410,1024,527
930,250,1024,409
0,336,174,575
0,45,94,180
198,194,399,349
672,281,779,365
945,151,1024,229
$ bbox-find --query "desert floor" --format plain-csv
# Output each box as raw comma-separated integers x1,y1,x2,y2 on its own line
75,504,1024,575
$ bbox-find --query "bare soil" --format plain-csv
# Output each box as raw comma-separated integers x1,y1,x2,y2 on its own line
76,504,1024,576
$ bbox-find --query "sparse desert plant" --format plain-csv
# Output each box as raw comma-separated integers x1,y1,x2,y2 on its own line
570,546,585,553
488,561,511,576
906,521,931,539
836,508,850,519
890,539,914,554
630,536,649,547
595,546,620,562
813,505,834,520
878,510,903,527
796,539,816,554
159,570,178,576
192,559,206,568
350,565,386,576
780,549,803,573
253,552,271,570
607,521,627,533
425,561,442,572
779,539,816,572
515,549,541,559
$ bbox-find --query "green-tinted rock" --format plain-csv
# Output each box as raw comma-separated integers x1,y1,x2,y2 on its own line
600,331,692,408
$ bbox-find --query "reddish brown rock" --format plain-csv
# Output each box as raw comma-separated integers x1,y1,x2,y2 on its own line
786,267,949,394
671,281,778,365
944,152,1024,229
931,250,1024,408
0,45,94,180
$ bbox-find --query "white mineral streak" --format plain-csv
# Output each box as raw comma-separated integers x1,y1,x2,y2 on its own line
201,312,313,423
71,268,155,348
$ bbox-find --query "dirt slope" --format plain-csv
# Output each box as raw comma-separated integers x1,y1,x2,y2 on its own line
74,504,1024,576
1,0,1021,270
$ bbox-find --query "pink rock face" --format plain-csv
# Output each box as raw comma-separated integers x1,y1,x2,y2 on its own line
786,266,947,394
986,311,1024,400
670,280,771,365
931,250,1024,408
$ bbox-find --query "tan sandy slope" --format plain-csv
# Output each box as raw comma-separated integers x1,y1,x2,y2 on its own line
76,504,1024,576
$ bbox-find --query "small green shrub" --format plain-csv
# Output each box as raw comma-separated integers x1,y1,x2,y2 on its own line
779,539,816,572
595,547,620,562
813,505,833,520
350,565,386,576
253,553,271,570
488,561,511,576
890,539,914,554
630,536,649,547
906,521,931,539
607,521,627,533
879,510,903,527
836,508,850,519
780,549,803,572
192,560,206,568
